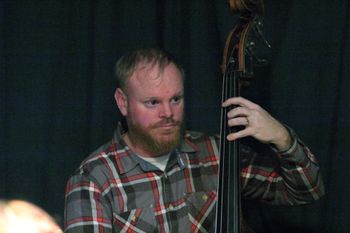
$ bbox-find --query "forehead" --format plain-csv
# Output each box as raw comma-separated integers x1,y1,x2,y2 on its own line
127,62,184,96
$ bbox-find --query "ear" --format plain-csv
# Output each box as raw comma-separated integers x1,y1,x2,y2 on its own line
114,88,128,116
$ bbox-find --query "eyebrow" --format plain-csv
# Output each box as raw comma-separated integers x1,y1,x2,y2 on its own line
143,91,184,100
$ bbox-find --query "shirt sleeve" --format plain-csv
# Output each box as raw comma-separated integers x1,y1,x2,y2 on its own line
241,128,325,205
64,172,113,233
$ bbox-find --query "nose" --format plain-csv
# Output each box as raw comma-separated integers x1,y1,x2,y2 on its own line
159,103,173,118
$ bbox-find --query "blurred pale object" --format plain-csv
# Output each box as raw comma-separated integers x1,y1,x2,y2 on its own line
0,200,62,233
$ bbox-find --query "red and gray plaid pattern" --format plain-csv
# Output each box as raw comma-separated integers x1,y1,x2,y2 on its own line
64,124,324,233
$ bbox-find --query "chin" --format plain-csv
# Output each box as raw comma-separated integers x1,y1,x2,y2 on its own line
156,136,176,145
157,130,179,140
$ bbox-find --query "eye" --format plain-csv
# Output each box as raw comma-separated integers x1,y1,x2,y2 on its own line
145,99,159,108
171,95,183,105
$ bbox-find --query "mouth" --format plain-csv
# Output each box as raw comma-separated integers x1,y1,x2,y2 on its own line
154,123,179,135
159,123,177,128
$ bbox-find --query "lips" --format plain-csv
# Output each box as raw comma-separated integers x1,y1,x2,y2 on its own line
154,119,178,128
159,123,177,128
153,122,179,135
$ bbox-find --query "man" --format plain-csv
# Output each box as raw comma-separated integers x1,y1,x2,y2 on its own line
64,48,324,233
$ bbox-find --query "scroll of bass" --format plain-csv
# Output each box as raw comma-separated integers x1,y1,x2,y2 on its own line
215,0,270,233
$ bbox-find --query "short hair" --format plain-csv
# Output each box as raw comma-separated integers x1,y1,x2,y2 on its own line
115,48,184,91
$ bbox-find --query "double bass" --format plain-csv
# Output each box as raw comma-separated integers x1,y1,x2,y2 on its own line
215,0,270,232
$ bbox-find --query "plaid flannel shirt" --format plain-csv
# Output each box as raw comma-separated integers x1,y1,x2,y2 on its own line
64,123,324,233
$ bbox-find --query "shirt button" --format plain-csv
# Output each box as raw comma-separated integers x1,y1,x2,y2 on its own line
202,194,208,202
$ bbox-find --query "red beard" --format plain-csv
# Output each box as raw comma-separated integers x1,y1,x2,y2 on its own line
127,118,183,156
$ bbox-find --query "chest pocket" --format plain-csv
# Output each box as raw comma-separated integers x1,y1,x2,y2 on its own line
113,207,158,233
185,190,217,233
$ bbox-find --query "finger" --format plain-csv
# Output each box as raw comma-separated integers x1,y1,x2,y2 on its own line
226,128,251,141
222,96,258,109
228,117,249,127
227,107,251,118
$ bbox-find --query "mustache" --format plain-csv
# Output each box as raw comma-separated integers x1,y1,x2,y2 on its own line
152,118,181,127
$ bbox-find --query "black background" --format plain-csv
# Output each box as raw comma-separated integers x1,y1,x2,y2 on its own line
1,1,349,232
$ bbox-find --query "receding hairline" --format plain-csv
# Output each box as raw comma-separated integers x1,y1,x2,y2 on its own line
115,48,185,91
126,61,185,95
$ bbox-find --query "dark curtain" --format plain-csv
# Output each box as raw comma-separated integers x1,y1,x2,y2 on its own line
1,0,349,232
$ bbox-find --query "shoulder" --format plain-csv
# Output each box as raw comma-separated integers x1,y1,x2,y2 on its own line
81,140,116,168
184,130,219,142
69,139,123,185
182,130,220,157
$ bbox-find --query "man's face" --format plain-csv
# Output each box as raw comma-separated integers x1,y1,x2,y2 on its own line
116,62,185,157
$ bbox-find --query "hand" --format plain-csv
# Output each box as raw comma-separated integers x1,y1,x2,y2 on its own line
222,97,292,151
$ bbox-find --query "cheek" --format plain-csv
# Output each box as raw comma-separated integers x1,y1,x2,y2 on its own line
174,104,184,120
129,105,157,126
